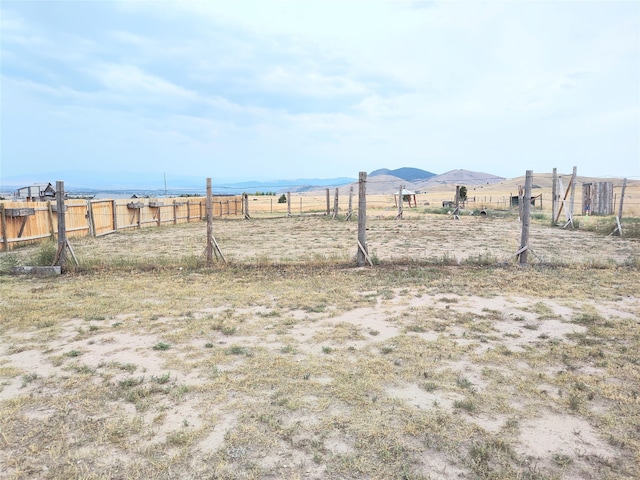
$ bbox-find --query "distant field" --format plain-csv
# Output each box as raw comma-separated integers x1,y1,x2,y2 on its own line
245,176,640,218
1,212,639,479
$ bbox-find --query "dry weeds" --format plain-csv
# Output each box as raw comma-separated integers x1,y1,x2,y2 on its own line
1,213,639,479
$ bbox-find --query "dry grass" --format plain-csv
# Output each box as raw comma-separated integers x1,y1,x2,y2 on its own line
1,212,639,479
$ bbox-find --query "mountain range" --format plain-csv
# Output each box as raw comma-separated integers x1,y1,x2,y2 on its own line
1,168,504,196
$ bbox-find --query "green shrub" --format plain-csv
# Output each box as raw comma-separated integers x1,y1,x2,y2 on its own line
31,241,57,266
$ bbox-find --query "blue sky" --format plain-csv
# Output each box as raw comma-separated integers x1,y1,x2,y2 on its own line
1,0,639,185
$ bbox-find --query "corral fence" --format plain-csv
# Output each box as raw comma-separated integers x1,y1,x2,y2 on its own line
0,196,242,250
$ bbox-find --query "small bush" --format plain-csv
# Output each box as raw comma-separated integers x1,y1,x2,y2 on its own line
31,241,57,266
0,254,20,274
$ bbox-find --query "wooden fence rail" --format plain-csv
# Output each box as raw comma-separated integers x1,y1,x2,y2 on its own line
0,196,242,250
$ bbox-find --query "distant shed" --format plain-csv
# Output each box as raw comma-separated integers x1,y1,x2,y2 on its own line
582,182,613,215
15,183,56,202
393,189,417,208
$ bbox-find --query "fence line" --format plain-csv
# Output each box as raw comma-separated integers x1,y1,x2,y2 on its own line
0,196,242,250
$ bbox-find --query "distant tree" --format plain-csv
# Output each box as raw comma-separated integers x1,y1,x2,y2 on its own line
459,186,468,202
278,194,287,204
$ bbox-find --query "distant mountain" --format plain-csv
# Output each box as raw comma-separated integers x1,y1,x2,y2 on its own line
1,171,356,195
370,167,436,182
417,169,504,189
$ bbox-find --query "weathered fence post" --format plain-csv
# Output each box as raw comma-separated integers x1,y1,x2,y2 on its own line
333,188,339,219
0,204,7,251
54,181,67,267
243,193,251,220
356,172,372,267
205,177,225,264
325,188,330,216
518,171,533,265
206,178,213,265
86,200,96,237
611,178,627,236
551,168,557,226
287,192,292,217
346,186,353,221
173,200,178,225
396,185,403,220
52,181,78,268
112,200,118,232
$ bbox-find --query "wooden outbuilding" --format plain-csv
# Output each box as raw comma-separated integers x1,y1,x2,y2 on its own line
582,182,613,215
15,183,56,202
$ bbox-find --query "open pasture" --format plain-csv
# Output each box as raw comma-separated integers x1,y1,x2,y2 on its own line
1,213,639,479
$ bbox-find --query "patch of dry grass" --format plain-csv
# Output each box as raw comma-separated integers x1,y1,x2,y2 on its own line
1,214,639,479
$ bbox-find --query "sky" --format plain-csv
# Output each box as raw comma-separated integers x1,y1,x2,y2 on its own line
1,0,639,186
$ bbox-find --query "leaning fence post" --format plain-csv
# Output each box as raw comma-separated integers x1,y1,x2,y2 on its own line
565,166,577,229
518,170,533,265
346,186,353,221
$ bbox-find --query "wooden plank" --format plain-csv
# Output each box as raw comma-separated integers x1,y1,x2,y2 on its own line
5,208,35,217
17,216,28,238
5,233,53,243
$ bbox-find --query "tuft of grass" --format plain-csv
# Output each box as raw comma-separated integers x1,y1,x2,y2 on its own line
151,373,171,384
21,372,39,388
226,345,251,356
454,398,476,412
152,342,171,351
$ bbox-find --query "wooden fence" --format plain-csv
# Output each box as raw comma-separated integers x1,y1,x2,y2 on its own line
0,196,242,250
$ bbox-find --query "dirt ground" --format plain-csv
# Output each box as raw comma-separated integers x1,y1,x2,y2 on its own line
1,213,639,479
65,212,640,267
